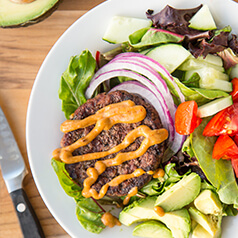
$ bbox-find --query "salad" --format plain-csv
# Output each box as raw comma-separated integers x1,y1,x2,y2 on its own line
51,3,238,238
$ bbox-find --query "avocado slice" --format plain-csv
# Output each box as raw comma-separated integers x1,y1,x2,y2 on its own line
0,0,60,27
191,223,218,238
189,207,222,237
119,196,191,238
155,173,201,212
194,190,223,215
132,220,173,238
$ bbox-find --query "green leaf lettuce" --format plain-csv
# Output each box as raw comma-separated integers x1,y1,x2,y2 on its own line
59,49,96,119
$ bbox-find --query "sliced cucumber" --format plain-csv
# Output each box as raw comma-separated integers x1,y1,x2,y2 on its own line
178,57,225,72
146,43,191,73
103,16,152,44
189,5,217,31
197,96,233,118
197,68,232,91
184,68,229,82
230,64,238,79
196,54,223,67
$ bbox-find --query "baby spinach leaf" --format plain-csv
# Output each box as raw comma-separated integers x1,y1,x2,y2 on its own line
76,199,105,234
51,158,82,198
190,118,238,208
59,49,96,119
51,158,106,233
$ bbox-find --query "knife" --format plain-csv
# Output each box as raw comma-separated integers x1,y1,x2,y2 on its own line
0,106,45,238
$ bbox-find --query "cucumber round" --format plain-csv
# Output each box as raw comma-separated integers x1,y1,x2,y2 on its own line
189,5,217,30
103,16,152,44
146,43,191,73
197,96,233,118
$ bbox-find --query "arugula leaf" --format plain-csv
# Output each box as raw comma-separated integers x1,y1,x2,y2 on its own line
140,163,189,196
182,136,195,158
59,50,96,119
51,158,106,233
164,163,184,183
190,118,238,208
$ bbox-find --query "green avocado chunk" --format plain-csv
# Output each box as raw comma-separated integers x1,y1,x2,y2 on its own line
191,223,218,238
155,173,201,212
132,220,173,238
194,189,223,215
119,196,191,238
189,207,222,237
0,0,60,27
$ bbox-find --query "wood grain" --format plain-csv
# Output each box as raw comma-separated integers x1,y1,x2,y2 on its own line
0,0,238,237
0,0,104,237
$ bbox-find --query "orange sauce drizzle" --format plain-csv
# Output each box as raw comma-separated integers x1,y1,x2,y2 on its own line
153,168,165,178
53,100,168,204
123,187,138,205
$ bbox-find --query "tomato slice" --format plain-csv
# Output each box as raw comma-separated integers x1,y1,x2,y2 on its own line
203,102,238,137
175,101,202,135
231,78,238,102
212,135,238,160
231,159,238,178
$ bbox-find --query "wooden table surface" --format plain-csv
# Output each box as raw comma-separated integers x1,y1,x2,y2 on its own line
1,0,238,237
0,0,104,237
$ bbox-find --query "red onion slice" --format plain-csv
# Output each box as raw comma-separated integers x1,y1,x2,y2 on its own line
113,52,185,103
86,69,175,141
88,60,176,119
109,80,186,161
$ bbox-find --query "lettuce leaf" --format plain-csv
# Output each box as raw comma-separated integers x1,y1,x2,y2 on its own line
174,77,229,106
76,199,105,234
51,158,106,233
190,118,238,208
59,49,96,119
129,28,184,49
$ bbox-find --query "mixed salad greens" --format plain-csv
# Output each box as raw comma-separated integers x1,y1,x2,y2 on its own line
52,3,238,237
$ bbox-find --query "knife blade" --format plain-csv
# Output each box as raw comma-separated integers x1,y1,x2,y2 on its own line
0,106,45,238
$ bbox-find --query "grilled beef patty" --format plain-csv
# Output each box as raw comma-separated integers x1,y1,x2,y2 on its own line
62,90,166,197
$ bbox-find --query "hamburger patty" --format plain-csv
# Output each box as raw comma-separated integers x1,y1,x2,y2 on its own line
62,90,166,197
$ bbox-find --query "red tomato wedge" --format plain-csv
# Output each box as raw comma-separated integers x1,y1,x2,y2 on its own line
203,102,238,137
212,135,238,160
231,159,238,178
175,101,202,135
230,78,238,102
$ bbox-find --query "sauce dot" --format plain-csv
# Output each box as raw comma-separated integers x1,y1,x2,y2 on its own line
101,212,121,228
154,206,165,217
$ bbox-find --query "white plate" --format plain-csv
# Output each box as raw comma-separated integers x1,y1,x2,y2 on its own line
26,0,238,237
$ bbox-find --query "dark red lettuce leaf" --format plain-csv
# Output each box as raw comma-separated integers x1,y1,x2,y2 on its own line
190,39,226,58
146,4,238,59
229,34,238,54
146,4,202,29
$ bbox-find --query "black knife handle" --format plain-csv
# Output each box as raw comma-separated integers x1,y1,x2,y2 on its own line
10,188,45,238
